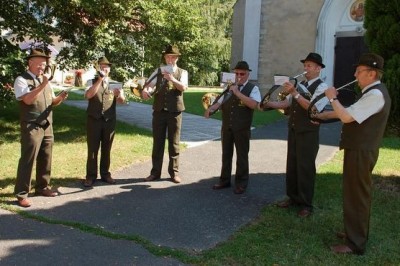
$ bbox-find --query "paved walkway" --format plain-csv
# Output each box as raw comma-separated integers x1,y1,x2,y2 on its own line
0,100,342,265
66,100,222,148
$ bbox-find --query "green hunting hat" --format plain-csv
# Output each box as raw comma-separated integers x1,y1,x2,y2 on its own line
162,44,181,56
98,56,112,66
26,48,50,59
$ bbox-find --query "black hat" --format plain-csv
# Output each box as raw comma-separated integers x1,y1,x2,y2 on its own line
354,53,384,71
233,61,252,71
98,56,112,66
163,44,181,56
26,48,50,59
300,52,325,68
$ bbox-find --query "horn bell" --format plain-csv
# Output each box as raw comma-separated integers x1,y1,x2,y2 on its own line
202,92,220,110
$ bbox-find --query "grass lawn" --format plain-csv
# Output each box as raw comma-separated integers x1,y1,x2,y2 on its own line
1,87,399,265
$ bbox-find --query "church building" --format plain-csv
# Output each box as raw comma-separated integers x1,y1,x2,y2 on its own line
231,0,367,92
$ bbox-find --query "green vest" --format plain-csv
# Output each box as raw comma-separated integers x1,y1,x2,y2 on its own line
19,72,53,126
221,82,255,132
86,79,117,120
153,68,185,112
340,83,391,151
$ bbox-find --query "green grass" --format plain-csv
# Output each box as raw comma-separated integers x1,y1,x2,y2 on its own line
1,93,399,265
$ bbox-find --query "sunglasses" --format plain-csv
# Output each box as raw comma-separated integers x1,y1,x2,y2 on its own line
235,72,247,76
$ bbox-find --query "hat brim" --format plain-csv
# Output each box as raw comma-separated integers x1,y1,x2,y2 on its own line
300,59,325,68
232,68,252,71
353,63,383,72
26,54,50,59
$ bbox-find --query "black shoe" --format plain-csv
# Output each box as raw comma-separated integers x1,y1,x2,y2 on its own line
212,183,231,190
83,179,94,187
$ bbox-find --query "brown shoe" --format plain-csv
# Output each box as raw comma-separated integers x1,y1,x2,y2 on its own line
212,183,231,190
37,189,58,197
297,208,312,218
233,186,246,194
144,175,160,182
336,232,347,239
330,244,354,254
170,176,181,183
17,198,31,208
101,176,116,184
276,199,295,208
83,179,94,187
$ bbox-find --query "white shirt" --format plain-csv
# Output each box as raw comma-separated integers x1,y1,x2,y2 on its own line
346,81,384,124
14,71,55,100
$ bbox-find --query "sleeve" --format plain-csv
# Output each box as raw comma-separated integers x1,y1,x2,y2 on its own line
180,70,189,87
13,76,30,100
146,69,158,87
249,85,261,102
346,89,384,123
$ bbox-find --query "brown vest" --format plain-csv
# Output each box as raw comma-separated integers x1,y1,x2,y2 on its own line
340,83,391,151
19,72,53,126
221,82,256,131
86,79,117,120
288,79,322,132
153,68,185,112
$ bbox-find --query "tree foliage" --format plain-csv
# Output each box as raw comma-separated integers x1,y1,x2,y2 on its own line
364,0,400,132
0,0,235,104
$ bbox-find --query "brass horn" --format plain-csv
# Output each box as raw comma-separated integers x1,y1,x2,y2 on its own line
202,79,237,116
276,71,307,100
93,60,106,78
202,92,221,110
45,63,57,81
126,77,147,99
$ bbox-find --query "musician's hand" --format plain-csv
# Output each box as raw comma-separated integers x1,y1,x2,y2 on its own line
142,89,150,100
230,84,240,95
283,81,295,94
204,109,211,118
163,72,174,81
61,91,68,101
112,88,119,97
325,87,338,99
310,119,320,125
41,74,49,84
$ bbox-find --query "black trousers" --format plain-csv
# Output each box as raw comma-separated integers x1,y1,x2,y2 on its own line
342,149,378,254
15,121,54,198
286,127,319,210
86,116,116,180
150,110,182,177
219,127,251,188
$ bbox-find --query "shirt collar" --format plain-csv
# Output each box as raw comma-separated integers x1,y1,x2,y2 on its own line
27,70,38,79
306,77,319,85
362,80,381,92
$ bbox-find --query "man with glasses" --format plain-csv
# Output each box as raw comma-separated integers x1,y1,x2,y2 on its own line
264,52,328,217
313,53,391,255
13,48,68,207
205,61,261,194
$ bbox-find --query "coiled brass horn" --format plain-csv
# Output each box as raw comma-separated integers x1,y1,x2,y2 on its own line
45,63,57,81
125,77,147,99
202,80,237,116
